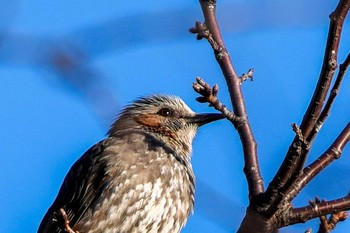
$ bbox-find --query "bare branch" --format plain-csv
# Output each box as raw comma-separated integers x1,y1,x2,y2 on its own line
193,77,240,123
282,122,350,203
318,210,348,233
193,0,349,232
189,21,223,54
309,52,350,142
239,68,254,83
263,0,350,213
288,195,350,227
263,126,310,215
193,0,264,199
300,0,349,138
292,123,309,148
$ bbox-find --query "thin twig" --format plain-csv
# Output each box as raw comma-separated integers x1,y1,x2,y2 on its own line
307,197,349,233
287,195,350,227
318,210,348,232
239,68,254,83
189,21,223,54
193,77,240,123
319,211,349,233
193,0,264,199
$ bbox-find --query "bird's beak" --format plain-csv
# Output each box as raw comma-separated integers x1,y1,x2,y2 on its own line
188,113,225,127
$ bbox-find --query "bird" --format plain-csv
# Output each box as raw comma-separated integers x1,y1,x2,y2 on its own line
38,94,224,233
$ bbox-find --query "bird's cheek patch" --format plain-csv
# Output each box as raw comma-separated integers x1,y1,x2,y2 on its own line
135,114,162,128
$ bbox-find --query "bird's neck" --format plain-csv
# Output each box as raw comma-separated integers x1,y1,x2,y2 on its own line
110,128,192,165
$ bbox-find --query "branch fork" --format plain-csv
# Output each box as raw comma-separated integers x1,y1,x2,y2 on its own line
189,21,227,59
193,77,241,123
308,197,348,233
191,0,350,232
291,123,309,149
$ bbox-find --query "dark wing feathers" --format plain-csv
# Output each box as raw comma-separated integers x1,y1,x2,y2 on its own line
38,139,111,233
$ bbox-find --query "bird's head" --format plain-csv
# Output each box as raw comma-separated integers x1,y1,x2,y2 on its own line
109,95,224,155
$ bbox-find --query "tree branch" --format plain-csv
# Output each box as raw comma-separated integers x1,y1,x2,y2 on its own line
192,0,349,232
193,77,240,123
300,1,349,138
287,195,350,226
283,122,350,203
317,210,348,233
263,0,350,214
309,52,350,143
191,0,264,199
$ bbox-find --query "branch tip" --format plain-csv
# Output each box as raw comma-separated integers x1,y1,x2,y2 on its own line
193,77,238,122
190,20,223,52
189,21,208,40
239,68,254,83
212,84,219,95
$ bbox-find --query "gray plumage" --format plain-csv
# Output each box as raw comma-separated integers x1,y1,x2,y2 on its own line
38,95,224,233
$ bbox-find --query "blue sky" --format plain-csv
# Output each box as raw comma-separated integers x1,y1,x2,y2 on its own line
1,1,349,232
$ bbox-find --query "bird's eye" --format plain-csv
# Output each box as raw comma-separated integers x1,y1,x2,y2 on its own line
158,108,173,117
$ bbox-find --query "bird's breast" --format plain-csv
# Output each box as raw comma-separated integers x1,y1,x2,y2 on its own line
76,140,194,233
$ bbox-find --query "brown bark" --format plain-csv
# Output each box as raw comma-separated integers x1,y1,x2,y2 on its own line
191,0,350,232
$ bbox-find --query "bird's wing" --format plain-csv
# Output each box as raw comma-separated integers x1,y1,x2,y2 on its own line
38,138,113,233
